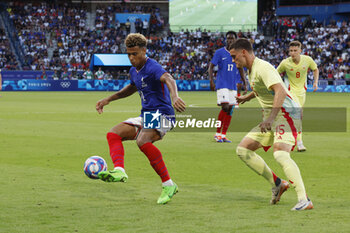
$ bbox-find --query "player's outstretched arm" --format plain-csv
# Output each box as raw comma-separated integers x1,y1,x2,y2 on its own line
160,72,186,112
95,84,137,114
313,68,319,92
236,91,255,104
208,63,216,91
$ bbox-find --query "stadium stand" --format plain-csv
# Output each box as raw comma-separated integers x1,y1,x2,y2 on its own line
7,1,89,72
95,4,165,36
0,28,18,70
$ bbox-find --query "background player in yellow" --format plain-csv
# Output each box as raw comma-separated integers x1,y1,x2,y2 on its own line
277,41,319,152
229,39,313,211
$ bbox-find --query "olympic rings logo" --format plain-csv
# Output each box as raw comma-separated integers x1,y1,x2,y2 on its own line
60,82,71,88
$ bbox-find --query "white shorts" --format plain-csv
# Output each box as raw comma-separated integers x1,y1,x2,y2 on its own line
123,116,173,138
217,88,237,106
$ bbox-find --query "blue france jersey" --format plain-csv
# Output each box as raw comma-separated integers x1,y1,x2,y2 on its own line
211,47,242,90
129,58,174,116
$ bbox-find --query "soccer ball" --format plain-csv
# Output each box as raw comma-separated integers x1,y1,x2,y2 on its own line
84,156,107,179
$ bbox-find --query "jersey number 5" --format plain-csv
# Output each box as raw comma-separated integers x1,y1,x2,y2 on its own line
275,125,285,136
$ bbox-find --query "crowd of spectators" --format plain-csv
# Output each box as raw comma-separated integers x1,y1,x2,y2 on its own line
8,1,89,71
6,1,164,75
95,4,164,35
259,16,349,81
0,28,18,70
144,20,349,82
2,1,349,82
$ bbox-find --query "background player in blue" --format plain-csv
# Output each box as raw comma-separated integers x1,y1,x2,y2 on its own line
209,31,247,143
95,33,186,204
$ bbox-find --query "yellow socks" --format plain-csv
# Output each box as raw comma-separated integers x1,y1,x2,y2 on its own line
236,146,275,187
273,150,307,201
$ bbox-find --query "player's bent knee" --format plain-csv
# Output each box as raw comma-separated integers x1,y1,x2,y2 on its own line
222,105,231,114
136,138,144,148
273,142,293,152
136,137,153,148
236,146,244,158
273,150,291,165
236,146,252,161
110,123,138,141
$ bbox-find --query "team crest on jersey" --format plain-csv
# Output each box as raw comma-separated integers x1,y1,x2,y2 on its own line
290,68,293,71
141,77,147,88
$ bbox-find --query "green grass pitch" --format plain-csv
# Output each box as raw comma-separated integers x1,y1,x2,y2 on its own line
0,91,349,232
169,0,257,32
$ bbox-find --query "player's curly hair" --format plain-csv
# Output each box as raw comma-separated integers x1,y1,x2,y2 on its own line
226,31,237,39
125,33,147,48
289,40,302,48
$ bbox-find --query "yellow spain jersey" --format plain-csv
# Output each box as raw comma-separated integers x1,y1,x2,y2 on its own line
248,58,300,118
277,55,317,94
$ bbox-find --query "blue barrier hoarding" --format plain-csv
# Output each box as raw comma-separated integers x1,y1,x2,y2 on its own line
2,79,79,91
1,79,350,92
78,80,130,91
1,70,55,81
306,84,350,93
2,79,131,91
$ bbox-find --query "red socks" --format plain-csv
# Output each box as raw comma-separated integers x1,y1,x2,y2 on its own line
217,110,225,133
221,112,232,135
139,142,170,182
217,109,232,136
106,133,171,182
107,132,124,168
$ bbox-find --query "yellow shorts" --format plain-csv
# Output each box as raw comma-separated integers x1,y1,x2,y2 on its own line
245,110,299,151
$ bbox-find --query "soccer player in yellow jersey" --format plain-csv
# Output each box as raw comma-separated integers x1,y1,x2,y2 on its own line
229,39,313,211
277,41,319,152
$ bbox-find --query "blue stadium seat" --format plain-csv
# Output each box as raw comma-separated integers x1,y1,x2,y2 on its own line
334,80,346,86
318,80,328,87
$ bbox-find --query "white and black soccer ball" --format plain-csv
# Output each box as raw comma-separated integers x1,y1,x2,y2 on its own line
84,156,107,179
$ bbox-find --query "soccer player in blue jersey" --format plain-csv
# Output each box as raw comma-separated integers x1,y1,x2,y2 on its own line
95,33,186,204
209,31,247,143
